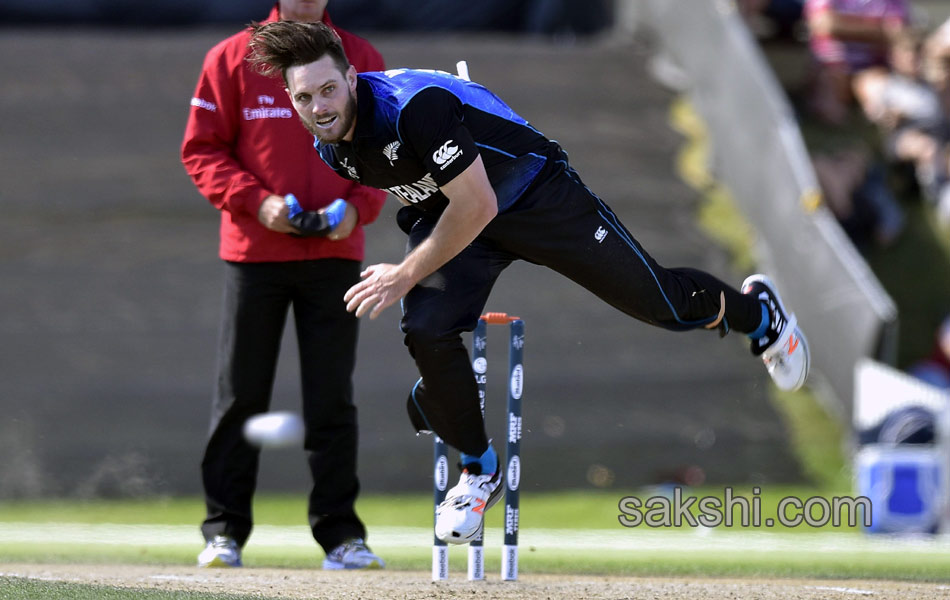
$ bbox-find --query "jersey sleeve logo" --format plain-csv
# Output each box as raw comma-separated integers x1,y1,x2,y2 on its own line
190,97,217,112
433,140,462,170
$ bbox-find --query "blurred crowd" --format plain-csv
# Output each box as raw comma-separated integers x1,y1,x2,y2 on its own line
743,0,950,238
740,0,950,390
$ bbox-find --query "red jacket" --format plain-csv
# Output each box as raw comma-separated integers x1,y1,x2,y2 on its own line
181,6,386,262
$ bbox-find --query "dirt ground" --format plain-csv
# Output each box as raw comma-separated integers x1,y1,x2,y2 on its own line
3,563,948,600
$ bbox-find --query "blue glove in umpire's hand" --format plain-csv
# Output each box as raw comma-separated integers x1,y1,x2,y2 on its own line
323,198,347,230
284,195,347,237
284,193,304,219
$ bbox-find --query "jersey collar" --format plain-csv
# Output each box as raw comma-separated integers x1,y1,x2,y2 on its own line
353,76,381,141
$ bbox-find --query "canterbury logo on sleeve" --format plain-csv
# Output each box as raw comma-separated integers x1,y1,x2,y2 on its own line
433,140,462,169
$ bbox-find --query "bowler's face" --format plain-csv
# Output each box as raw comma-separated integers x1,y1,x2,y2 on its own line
286,55,358,144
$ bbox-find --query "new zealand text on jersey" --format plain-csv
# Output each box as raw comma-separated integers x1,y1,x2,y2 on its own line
386,173,439,205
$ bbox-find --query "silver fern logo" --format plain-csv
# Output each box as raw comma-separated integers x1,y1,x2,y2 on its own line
340,157,359,180
383,141,401,166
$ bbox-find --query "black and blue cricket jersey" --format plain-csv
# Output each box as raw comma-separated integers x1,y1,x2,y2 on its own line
316,69,567,214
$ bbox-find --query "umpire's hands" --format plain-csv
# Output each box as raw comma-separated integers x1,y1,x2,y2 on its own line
257,194,299,234
326,201,359,241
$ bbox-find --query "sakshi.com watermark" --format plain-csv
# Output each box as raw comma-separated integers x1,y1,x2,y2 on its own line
617,487,872,528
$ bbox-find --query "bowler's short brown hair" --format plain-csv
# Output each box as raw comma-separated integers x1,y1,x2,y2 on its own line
247,21,351,83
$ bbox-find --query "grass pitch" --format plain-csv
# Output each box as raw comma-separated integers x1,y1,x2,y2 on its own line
2,490,949,583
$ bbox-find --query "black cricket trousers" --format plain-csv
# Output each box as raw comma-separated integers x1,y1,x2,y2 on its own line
400,168,764,456
201,258,366,553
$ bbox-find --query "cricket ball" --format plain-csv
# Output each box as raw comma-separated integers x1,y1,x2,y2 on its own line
243,411,305,448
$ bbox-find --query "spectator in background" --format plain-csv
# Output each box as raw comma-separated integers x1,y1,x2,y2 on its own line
924,18,950,225
180,0,386,570
908,315,950,390
522,0,612,38
924,16,950,115
853,28,950,224
811,144,904,247
803,0,910,125
738,0,805,41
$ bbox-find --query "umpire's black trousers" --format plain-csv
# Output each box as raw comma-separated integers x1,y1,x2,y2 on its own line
201,259,365,553
401,169,764,456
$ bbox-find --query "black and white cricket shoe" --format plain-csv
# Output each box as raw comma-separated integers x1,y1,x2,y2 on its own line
197,535,242,568
742,274,810,391
434,458,503,545
322,538,385,570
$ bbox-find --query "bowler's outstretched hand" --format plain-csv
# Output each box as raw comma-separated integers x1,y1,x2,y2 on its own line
344,263,413,319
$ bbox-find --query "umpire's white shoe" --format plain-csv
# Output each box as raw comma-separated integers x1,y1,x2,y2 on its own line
435,462,503,545
322,538,385,570
742,274,810,391
197,535,242,568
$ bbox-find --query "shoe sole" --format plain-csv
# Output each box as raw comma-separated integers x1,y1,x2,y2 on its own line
198,557,241,568
322,560,384,570
771,325,809,391
795,327,810,390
